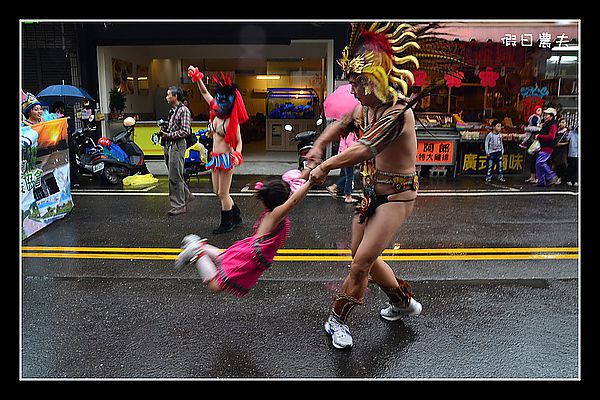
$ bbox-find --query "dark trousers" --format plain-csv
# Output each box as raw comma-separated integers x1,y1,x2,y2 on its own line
486,151,504,179
334,166,355,195
164,137,191,209
566,157,578,183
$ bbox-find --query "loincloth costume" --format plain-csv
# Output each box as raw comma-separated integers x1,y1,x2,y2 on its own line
348,105,419,224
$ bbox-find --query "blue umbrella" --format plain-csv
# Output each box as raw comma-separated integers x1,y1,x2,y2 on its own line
37,84,95,104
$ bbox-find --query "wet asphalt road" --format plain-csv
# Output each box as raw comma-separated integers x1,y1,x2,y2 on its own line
20,174,581,380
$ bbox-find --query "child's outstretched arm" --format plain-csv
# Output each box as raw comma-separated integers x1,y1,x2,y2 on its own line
270,178,314,225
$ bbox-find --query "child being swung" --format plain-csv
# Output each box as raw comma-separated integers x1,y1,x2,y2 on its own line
175,169,315,296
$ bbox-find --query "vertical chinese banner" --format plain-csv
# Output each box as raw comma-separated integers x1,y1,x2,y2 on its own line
21,117,73,240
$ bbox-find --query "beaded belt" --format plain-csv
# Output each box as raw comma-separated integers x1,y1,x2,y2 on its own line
373,171,419,192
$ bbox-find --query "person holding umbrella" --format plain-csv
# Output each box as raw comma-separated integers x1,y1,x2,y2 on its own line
52,101,66,116
36,84,94,188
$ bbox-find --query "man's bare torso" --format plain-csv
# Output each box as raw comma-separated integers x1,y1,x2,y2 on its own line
356,102,418,197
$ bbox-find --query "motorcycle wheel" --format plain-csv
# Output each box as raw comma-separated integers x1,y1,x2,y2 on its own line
102,166,122,185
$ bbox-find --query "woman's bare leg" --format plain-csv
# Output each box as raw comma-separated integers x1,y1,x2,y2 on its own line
217,169,234,211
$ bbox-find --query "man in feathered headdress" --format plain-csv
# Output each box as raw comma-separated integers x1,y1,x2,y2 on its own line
308,22,462,349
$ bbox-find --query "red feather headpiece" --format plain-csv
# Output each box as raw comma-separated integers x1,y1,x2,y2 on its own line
359,29,393,55
209,72,248,150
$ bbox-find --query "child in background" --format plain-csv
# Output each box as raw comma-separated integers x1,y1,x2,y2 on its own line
485,120,505,183
175,170,314,297
520,106,543,149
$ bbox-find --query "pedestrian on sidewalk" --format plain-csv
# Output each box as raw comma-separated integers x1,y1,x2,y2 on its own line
326,130,359,203
175,170,314,296
484,120,505,183
565,125,579,187
534,107,560,186
521,106,542,183
551,117,570,183
188,66,247,234
161,86,193,216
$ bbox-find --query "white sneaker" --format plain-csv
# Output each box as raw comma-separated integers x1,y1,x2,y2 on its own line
181,234,201,248
380,298,422,321
324,315,353,349
175,235,206,270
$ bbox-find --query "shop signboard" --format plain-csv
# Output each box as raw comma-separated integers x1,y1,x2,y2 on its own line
460,141,525,175
21,117,73,240
416,140,456,166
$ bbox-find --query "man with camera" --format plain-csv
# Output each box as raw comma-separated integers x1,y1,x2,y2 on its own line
162,86,193,216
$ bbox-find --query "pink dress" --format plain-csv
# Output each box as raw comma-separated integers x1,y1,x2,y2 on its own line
215,211,290,297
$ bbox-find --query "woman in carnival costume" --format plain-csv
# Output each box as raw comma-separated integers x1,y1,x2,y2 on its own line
307,22,464,349
188,66,249,234
175,169,314,297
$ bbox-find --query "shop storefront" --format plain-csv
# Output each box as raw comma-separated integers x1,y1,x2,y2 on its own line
87,21,577,174
95,41,334,157
407,22,578,176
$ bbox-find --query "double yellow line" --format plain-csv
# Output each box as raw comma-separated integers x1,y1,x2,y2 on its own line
21,246,579,262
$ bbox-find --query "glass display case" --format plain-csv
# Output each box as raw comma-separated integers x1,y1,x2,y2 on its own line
266,88,319,120
266,88,320,151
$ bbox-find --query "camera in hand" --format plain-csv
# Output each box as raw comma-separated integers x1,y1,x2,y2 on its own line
152,119,169,146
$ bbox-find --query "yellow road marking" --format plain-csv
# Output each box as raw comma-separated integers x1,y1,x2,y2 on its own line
21,246,579,262
22,246,578,254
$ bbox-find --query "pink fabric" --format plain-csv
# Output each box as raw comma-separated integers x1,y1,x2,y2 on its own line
281,169,306,194
215,212,290,297
338,131,358,154
323,84,361,120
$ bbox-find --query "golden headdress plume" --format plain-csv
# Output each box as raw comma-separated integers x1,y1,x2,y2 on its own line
338,22,465,105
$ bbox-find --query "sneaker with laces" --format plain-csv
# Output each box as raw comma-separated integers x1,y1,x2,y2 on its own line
324,314,353,349
175,235,206,270
380,298,423,321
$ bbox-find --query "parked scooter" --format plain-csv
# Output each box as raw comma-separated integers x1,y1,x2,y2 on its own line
286,118,323,171
183,128,212,182
72,116,149,185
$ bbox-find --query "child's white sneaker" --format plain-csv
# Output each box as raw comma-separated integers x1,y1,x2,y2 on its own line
175,235,206,270
181,234,201,248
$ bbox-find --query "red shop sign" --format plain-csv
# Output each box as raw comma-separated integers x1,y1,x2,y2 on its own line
416,140,456,165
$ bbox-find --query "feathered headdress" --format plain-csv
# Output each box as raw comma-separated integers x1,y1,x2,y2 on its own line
338,22,465,105
209,72,249,150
